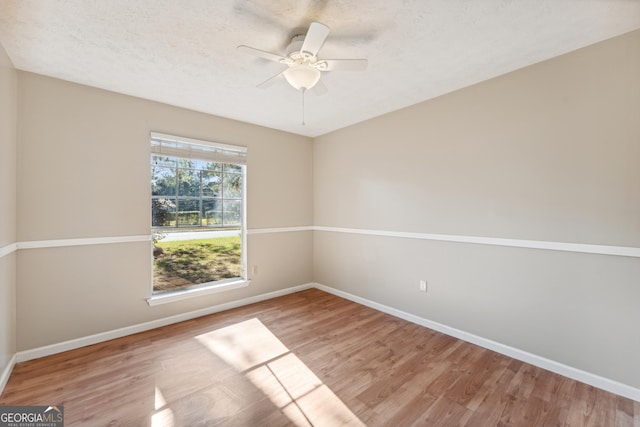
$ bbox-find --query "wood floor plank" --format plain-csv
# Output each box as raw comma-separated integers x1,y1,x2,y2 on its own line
413,395,473,427
462,354,511,412
0,288,636,426
565,381,602,427
537,375,577,427
443,348,503,408
376,387,438,427
615,396,637,427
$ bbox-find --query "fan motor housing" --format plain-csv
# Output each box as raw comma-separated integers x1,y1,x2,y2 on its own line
286,35,315,62
286,35,305,55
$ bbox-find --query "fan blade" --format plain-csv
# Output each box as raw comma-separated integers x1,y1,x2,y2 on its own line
324,59,368,71
312,80,328,96
257,70,285,89
301,22,330,56
237,45,285,63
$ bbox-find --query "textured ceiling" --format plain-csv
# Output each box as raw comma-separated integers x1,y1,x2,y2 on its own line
1,0,639,137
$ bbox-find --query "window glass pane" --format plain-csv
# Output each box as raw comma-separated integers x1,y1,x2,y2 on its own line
224,164,242,173
152,198,176,227
151,166,176,196
190,159,209,170
223,200,242,226
202,162,223,173
152,156,176,167
202,199,222,226
176,198,200,226
202,171,222,197
177,168,200,198
223,173,242,198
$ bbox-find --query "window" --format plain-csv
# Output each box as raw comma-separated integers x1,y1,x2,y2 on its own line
150,133,247,295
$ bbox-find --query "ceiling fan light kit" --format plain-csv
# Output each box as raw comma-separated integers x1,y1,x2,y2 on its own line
283,64,321,90
238,21,368,94
238,21,368,125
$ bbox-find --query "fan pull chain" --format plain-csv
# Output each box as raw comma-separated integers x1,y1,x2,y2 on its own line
301,88,306,126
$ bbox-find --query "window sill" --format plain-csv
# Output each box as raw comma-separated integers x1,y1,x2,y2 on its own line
146,279,250,306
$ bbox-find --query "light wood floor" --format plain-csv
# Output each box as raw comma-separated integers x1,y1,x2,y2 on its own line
1,289,638,426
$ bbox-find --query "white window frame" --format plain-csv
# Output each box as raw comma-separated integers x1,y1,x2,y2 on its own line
147,132,248,306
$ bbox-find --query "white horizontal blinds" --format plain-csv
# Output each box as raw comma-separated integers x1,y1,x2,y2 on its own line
150,132,246,165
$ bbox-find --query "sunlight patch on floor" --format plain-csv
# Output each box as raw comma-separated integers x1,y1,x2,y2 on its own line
196,317,289,371
196,318,365,426
155,387,168,410
152,387,175,427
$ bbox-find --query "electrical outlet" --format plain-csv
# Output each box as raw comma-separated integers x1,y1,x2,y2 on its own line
252,265,257,275
419,280,427,292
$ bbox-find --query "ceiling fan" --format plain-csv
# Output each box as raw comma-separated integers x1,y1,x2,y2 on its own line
238,22,368,96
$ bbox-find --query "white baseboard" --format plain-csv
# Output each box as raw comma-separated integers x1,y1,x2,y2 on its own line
0,353,16,396
313,283,640,402
10,281,639,402
16,283,314,363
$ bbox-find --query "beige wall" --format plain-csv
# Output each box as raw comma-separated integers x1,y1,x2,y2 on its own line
16,72,313,350
0,43,17,376
314,30,640,387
